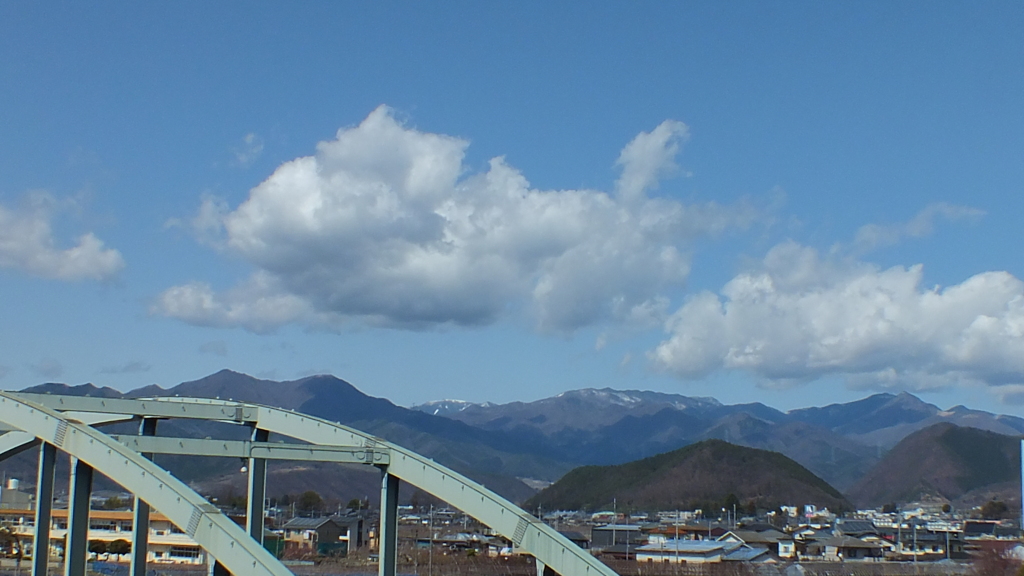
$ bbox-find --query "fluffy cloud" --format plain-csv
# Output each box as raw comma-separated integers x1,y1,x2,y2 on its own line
157,106,758,331
615,120,689,201
0,193,124,281
154,273,312,333
651,241,1024,391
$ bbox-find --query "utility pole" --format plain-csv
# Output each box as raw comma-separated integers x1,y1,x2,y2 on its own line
913,522,918,574
428,504,434,576
674,511,679,573
624,506,631,562
897,506,902,558
612,498,617,552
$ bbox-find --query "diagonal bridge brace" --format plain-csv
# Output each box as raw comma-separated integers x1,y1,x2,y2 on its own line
0,392,619,576
0,393,292,576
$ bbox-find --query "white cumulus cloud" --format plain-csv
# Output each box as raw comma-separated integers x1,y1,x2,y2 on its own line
615,120,689,201
154,273,313,334
651,241,1024,392
0,192,124,281
156,106,759,332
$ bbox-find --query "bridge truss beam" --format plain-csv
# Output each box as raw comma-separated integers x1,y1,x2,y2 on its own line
0,393,617,576
0,394,292,576
107,435,390,464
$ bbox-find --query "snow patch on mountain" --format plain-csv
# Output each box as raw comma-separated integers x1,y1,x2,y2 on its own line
411,399,491,417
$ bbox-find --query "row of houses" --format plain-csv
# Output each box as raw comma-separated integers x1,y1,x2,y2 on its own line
560,515,1021,564
0,508,204,564
0,507,368,564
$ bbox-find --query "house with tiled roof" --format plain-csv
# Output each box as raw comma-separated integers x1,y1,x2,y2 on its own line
591,524,644,549
718,529,788,555
282,517,346,555
834,519,877,538
820,536,883,561
964,520,1019,540
557,530,590,549
635,539,770,564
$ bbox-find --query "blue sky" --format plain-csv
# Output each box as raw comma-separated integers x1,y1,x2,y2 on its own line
2,3,1024,414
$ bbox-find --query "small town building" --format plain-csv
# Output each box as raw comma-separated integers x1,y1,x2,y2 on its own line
834,519,878,538
557,530,589,549
415,532,492,553
718,529,788,555
0,480,33,510
821,536,883,561
0,508,203,564
778,537,797,558
964,520,1019,540
591,524,643,548
646,523,727,541
635,539,768,564
598,543,644,560
282,517,347,556
329,514,366,549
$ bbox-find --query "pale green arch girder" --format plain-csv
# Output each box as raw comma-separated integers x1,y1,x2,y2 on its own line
4,394,618,576
146,396,617,576
252,403,616,576
0,412,135,460
0,393,292,576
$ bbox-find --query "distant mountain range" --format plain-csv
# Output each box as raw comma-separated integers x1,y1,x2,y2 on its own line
14,371,571,503
5,371,1023,509
523,439,851,513
412,388,1024,492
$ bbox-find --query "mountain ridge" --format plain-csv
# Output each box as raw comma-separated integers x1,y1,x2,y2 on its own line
413,386,1024,491
15,370,567,503
11,370,1024,507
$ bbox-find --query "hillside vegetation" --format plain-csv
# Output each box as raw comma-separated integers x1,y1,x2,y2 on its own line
524,439,850,512
848,423,1021,507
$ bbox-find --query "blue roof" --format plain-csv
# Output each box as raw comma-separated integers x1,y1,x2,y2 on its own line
594,524,643,531
639,540,741,554
282,517,336,530
724,546,768,561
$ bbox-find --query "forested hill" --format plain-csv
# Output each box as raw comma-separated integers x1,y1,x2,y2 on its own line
524,439,850,513
848,423,1021,507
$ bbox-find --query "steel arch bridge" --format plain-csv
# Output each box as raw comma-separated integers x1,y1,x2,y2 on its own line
0,393,615,576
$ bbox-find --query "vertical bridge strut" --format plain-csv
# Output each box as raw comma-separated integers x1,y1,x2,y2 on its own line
0,393,618,576
131,417,158,576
